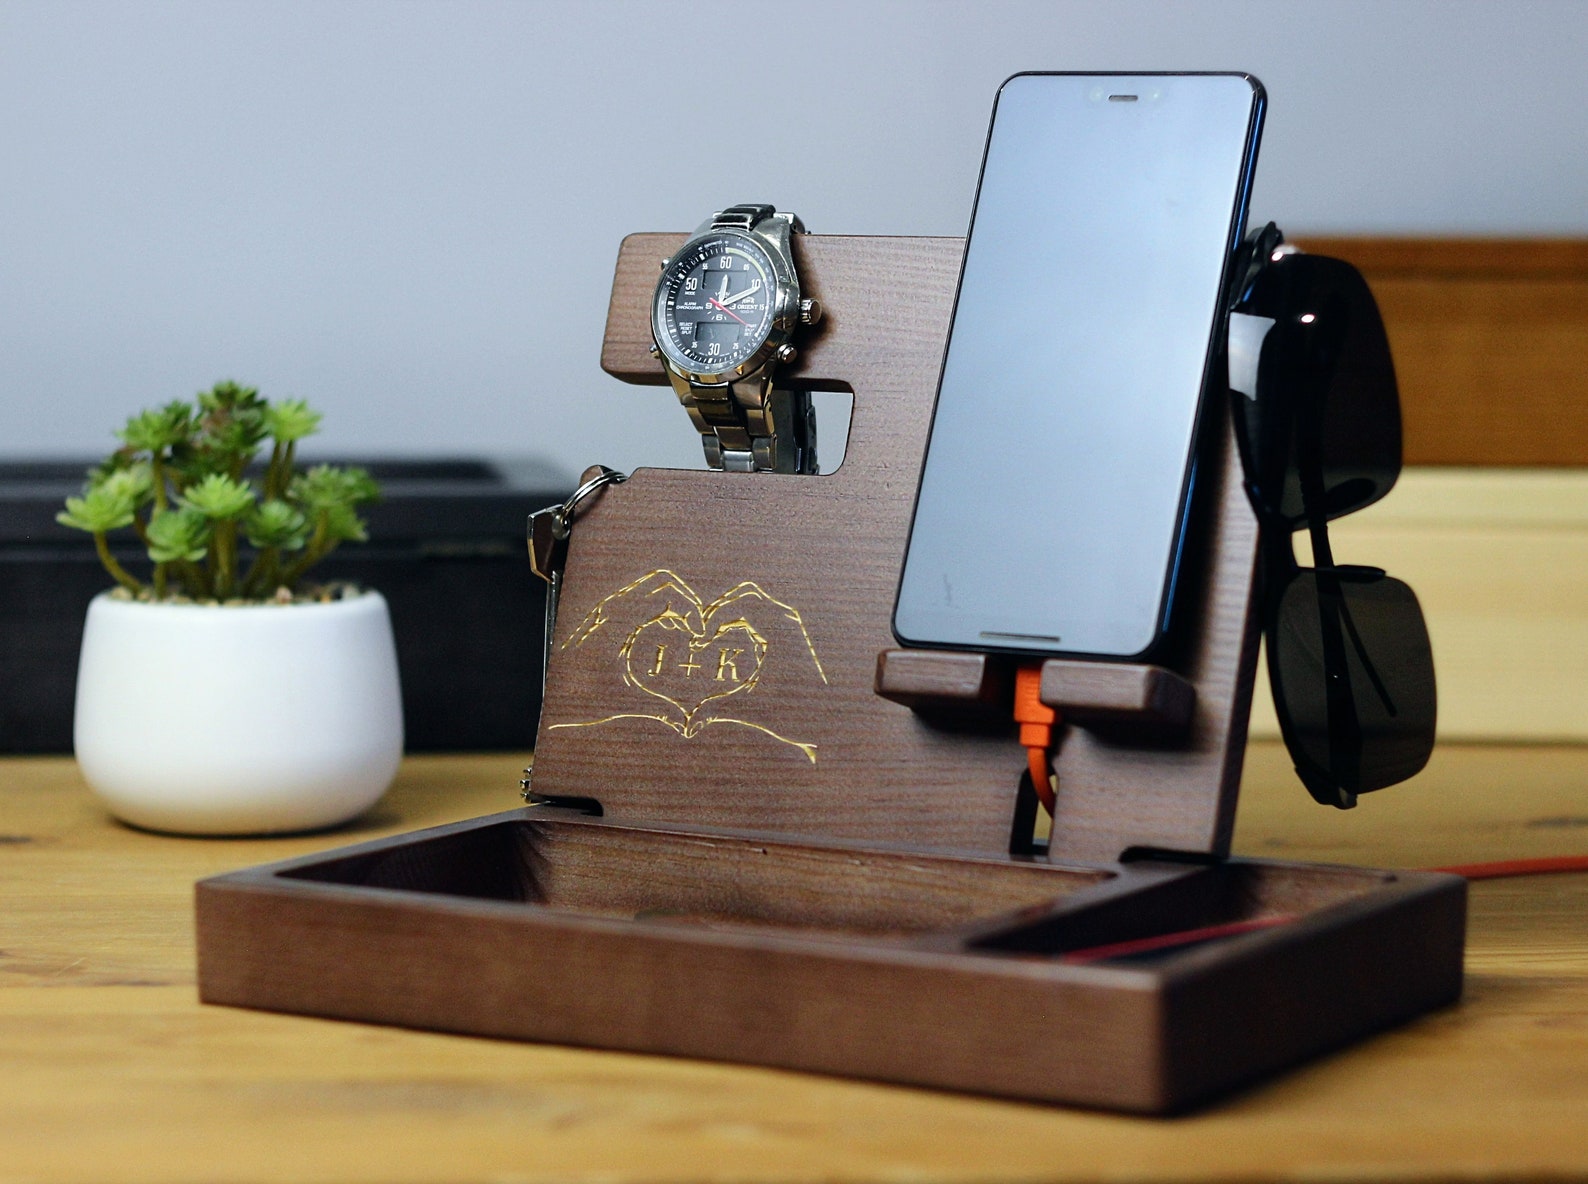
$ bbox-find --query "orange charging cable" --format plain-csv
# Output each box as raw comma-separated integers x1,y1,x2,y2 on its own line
1014,663,1058,816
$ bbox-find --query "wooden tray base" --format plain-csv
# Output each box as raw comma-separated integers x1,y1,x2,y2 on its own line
197,808,1465,1114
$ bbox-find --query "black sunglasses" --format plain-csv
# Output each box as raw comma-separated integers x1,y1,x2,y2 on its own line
1228,226,1437,809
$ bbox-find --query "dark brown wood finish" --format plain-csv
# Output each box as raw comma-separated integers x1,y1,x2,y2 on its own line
193,233,1468,1114
543,234,1027,852
545,233,1260,863
1041,659,1196,731
1047,406,1261,861
872,648,1012,718
196,809,1465,1113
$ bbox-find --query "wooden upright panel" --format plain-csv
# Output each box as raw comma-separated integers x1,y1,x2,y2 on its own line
531,234,1259,862
1048,414,1261,862
539,234,1024,854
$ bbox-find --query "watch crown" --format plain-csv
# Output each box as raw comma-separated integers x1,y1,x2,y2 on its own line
776,343,798,364
799,297,823,326
649,342,660,358
660,257,670,270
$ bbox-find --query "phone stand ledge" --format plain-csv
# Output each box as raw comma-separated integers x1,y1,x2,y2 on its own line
875,649,1196,737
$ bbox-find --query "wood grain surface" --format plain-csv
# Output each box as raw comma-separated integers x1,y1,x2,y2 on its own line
194,804,1461,1111
555,235,1017,850
616,233,1588,467
1,748,1584,1181
187,214,1465,1112
1296,237,1588,466
543,233,1261,865
1248,467,1588,744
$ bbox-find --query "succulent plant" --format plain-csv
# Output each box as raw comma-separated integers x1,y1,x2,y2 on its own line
58,381,379,602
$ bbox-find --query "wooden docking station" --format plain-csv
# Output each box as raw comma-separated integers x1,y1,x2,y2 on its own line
195,234,1466,1113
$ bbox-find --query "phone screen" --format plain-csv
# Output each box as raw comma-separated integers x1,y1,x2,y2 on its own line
893,73,1264,659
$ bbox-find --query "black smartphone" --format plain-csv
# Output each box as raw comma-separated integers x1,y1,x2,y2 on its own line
893,72,1265,659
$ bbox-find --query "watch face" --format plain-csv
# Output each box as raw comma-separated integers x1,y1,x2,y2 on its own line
655,232,778,375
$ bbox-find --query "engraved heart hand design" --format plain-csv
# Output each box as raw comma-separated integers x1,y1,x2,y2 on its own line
554,570,828,761
624,613,767,727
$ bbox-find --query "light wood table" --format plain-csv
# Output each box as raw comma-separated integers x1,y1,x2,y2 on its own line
2,743,1585,1183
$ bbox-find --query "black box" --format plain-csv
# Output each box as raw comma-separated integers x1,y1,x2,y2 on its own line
0,459,570,753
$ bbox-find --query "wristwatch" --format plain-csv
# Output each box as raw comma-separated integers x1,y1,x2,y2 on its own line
650,204,823,473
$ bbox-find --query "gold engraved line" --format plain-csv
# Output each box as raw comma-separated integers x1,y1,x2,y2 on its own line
550,569,827,763
562,570,706,650
563,569,826,684
695,715,818,763
547,712,817,762
548,712,688,738
702,580,828,683
615,614,764,726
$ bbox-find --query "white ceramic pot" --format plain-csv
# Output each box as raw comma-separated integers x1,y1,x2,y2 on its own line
73,590,404,835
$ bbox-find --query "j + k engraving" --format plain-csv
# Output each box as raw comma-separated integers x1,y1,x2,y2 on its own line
647,643,744,681
548,569,828,761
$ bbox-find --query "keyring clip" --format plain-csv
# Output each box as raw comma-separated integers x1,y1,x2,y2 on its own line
526,466,629,729
546,466,628,546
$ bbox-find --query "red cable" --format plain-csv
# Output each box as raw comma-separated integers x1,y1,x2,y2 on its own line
1039,850,1587,969
1428,854,1588,880
1005,658,1585,957
1060,915,1296,964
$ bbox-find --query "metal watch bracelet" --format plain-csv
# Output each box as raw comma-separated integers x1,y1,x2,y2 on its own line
655,205,822,475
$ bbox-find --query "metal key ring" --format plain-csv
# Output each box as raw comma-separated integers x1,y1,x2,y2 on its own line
550,466,629,539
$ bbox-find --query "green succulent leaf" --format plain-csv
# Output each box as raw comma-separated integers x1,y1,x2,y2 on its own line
146,507,211,563
290,464,379,511
197,380,264,414
88,453,130,485
320,502,369,544
263,399,322,444
117,402,193,453
57,484,138,534
190,381,268,472
180,472,256,521
244,499,310,550
165,441,222,487
206,412,268,457
90,461,155,507
75,380,380,598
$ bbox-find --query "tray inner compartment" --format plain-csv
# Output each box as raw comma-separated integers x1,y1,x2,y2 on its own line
971,860,1396,964
281,818,1111,940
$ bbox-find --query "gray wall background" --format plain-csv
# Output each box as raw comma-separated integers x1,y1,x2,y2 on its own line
3,0,1585,479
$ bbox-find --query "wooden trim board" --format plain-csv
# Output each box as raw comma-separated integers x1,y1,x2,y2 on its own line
1249,466,1588,744
1295,237,1588,466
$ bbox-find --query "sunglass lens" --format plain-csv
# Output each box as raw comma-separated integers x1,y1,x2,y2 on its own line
1268,567,1436,799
